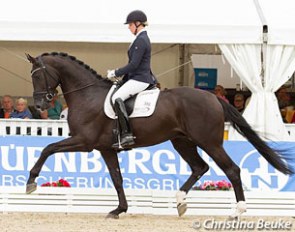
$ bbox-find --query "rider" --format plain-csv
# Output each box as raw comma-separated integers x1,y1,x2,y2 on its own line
107,10,156,149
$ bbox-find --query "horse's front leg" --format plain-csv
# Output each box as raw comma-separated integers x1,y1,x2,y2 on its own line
26,136,90,194
100,150,127,219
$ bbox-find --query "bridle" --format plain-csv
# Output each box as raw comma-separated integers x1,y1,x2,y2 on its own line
31,57,59,102
31,57,95,102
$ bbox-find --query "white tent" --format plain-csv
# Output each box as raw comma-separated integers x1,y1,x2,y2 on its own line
220,0,295,141
0,0,262,44
1,0,295,141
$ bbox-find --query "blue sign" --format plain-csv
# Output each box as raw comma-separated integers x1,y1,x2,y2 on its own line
194,68,217,90
0,136,294,191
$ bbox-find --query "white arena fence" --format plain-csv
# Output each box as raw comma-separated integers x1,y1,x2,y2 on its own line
0,119,70,137
0,187,294,216
0,119,295,216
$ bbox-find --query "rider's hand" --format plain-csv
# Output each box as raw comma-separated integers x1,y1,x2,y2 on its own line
107,69,116,79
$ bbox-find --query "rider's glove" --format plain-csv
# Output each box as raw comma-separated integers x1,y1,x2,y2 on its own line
107,69,116,79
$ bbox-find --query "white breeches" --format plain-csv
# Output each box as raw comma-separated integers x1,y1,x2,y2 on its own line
111,79,149,104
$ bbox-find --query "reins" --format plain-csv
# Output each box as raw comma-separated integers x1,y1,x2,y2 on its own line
62,82,95,95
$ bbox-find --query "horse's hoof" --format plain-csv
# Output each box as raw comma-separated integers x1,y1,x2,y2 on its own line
105,213,119,219
26,183,37,194
229,201,246,220
177,202,187,217
228,215,240,221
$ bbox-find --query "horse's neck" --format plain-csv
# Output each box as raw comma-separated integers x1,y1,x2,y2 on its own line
61,81,111,110
54,59,112,109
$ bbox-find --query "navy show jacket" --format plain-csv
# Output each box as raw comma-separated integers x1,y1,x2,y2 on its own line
115,31,156,84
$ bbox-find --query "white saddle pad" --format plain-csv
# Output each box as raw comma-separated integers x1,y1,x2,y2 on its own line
104,85,160,119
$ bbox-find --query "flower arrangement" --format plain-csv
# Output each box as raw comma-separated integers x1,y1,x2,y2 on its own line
193,180,232,191
41,179,71,187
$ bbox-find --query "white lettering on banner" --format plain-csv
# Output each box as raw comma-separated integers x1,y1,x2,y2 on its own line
153,150,176,174
124,178,179,190
2,173,181,190
2,175,14,186
76,177,88,187
147,178,160,189
80,151,103,173
125,178,145,189
27,146,50,171
2,175,26,186
128,149,152,174
54,152,76,172
1,145,24,170
163,179,177,190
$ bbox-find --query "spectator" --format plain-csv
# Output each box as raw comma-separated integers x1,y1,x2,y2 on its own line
0,95,16,118
276,86,294,123
214,85,229,103
40,90,63,119
10,98,32,119
233,93,245,113
276,86,293,109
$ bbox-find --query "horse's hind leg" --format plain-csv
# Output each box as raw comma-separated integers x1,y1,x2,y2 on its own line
202,144,246,219
171,137,209,217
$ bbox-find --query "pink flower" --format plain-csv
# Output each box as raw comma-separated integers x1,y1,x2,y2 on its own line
193,180,232,191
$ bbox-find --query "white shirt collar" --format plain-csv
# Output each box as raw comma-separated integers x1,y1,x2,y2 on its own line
136,28,146,37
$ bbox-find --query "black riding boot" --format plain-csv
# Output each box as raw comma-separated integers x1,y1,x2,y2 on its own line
112,98,135,149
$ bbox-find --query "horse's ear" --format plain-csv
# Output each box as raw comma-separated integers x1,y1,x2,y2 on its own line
26,53,36,64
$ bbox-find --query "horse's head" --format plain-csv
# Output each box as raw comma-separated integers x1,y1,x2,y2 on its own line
26,53,60,111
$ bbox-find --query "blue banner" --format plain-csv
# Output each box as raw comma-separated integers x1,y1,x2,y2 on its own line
0,136,294,191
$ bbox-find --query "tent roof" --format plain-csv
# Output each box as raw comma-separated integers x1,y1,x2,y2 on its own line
259,0,295,45
0,0,294,45
0,0,262,44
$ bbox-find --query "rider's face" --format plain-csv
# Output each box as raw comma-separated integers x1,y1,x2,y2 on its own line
128,22,137,35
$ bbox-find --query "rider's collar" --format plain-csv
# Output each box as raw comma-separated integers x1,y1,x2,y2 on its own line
135,28,146,37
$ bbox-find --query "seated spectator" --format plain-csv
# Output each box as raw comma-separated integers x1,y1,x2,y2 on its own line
214,85,229,103
291,112,295,123
10,98,32,119
276,86,294,123
233,93,245,113
0,95,16,118
40,90,62,120
276,86,293,109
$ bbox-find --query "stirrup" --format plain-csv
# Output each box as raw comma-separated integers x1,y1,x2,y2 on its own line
112,134,135,149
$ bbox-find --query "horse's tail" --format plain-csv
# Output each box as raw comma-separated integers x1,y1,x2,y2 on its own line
217,97,294,175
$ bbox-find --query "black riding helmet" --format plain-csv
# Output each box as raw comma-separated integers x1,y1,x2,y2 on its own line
124,10,148,26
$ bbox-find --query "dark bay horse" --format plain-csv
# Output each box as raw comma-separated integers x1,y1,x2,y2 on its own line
26,52,293,219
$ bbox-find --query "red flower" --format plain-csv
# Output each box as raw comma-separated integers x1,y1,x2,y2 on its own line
41,179,71,188
41,182,51,187
51,182,58,187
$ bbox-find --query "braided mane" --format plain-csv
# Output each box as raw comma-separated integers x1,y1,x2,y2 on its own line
40,52,112,83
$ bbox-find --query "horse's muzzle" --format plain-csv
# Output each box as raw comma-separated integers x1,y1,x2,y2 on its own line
34,99,50,111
